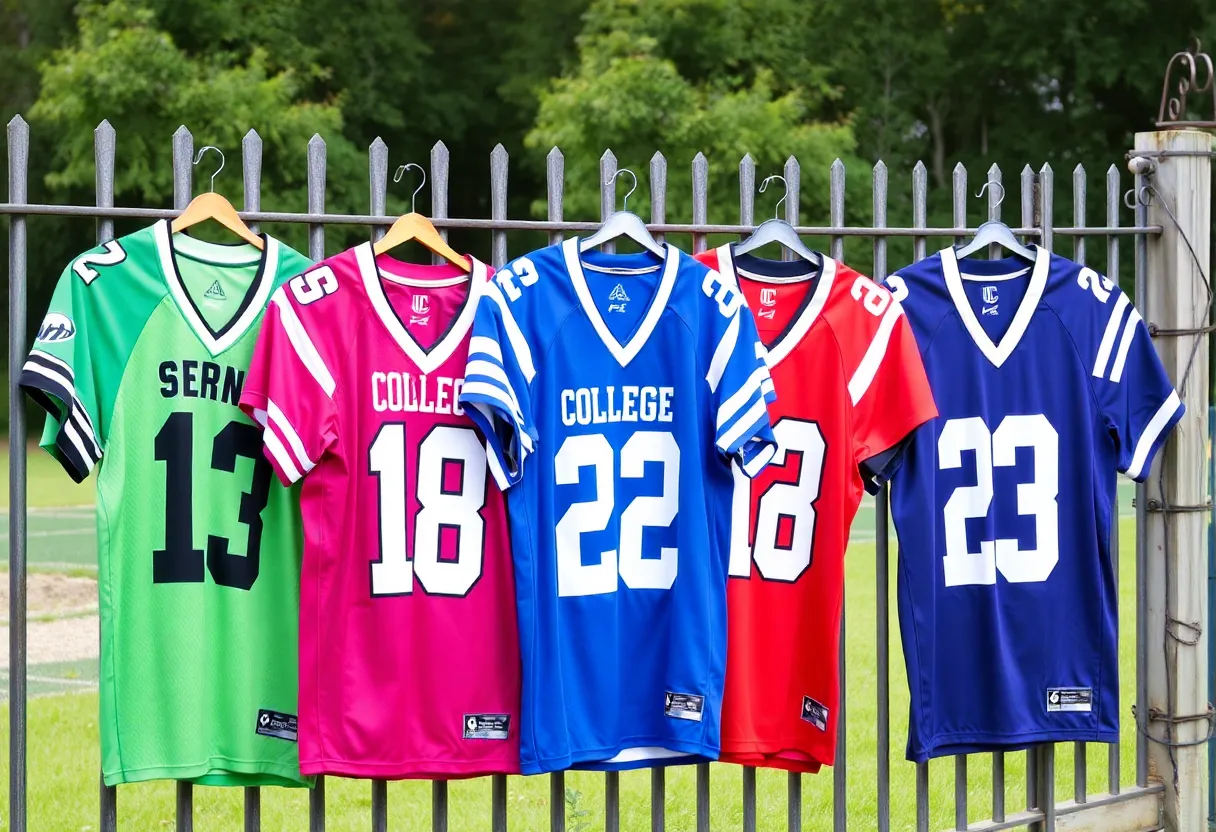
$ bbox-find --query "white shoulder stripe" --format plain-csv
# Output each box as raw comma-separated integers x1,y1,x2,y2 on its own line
271,290,335,397
848,300,903,405
484,282,536,383
468,335,503,363
717,398,768,453
717,366,770,431
707,312,741,393
1109,308,1142,384
23,363,100,448
267,398,315,474
1126,390,1182,480
1093,293,1130,380
263,427,303,483
29,349,74,381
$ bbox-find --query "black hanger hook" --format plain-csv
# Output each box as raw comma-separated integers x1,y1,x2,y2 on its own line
192,146,225,193
394,163,426,213
606,168,639,213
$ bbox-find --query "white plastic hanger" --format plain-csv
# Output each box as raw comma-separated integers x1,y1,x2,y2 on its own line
733,174,821,269
954,181,1035,262
579,168,664,257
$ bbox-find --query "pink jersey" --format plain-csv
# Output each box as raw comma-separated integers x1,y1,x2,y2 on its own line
240,244,519,778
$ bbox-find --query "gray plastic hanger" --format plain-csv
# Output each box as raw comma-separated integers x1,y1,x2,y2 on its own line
733,174,821,270
579,168,664,257
954,181,1035,262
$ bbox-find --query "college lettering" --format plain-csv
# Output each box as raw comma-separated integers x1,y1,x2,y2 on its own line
159,360,245,405
371,372,465,415
561,386,674,426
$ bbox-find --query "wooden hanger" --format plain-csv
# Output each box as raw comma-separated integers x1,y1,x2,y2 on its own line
171,146,263,250
373,163,470,272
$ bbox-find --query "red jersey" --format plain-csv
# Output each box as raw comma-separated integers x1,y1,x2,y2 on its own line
240,245,520,778
696,245,936,771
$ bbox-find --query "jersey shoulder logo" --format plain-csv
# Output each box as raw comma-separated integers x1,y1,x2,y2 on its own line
203,280,227,302
36,312,75,343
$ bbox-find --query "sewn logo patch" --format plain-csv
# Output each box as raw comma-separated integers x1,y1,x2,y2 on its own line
665,691,704,722
463,713,510,740
203,280,227,302
35,313,75,343
255,709,298,741
1046,687,1092,713
608,283,630,313
801,696,829,731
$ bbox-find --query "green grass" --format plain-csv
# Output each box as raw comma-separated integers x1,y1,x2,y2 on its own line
0,520,1142,831
0,443,95,509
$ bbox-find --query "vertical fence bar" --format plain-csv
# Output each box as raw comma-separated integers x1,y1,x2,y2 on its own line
740,153,755,227
492,774,508,832
910,159,929,832
8,113,29,832
1020,164,1038,823
828,158,847,832
783,154,803,832
985,163,1006,826
690,149,712,832
872,159,892,832
547,148,564,246
1039,164,1054,252
1133,170,1149,790
369,137,388,243
951,163,968,831
491,145,509,267
431,140,450,243
238,124,264,832
1039,166,1057,832
365,135,389,832
742,766,757,832
651,148,668,832
550,774,565,832
432,778,448,832
93,118,118,832
1105,166,1122,798
1071,165,1089,806
1020,165,1036,247
306,132,327,832
242,129,262,235
171,125,195,832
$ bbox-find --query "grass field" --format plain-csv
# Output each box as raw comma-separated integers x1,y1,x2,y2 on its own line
0,443,1144,830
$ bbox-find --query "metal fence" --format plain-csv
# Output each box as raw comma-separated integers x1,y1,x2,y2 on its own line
3,114,1178,832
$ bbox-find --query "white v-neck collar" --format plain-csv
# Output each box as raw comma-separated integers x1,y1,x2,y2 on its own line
154,220,279,356
355,242,486,375
714,243,836,368
563,236,679,367
941,244,1049,369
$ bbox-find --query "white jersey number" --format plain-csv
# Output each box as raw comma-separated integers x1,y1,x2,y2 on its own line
369,424,487,596
729,418,826,582
939,414,1059,586
73,240,127,285
555,430,680,596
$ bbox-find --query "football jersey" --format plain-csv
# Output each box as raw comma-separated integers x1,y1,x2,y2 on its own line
19,221,311,787
886,246,1183,762
239,244,520,779
695,245,936,771
459,239,777,773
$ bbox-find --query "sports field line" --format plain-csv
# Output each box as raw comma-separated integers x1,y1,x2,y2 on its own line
25,674,96,687
0,528,93,541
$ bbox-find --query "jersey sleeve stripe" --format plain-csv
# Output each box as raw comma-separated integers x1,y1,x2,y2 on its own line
484,282,536,383
267,398,315,474
483,438,511,491
717,397,769,454
717,366,771,431
19,358,101,455
1109,308,1142,384
468,335,503,363
1126,390,1183,480
271,290,336,396
847,301,904,405
464,359,527,421
460,381,535,453
250,406,305,484
741,441,777,477
707,311,741,393
24,351,97,435
28,348,74,382
1092,293,1130,379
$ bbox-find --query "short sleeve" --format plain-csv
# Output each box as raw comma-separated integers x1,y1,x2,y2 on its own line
1089,291,1183,481
846,301,937,493
239,288,338,486
19,265,102,482
708,301,777,478
459,279,538,490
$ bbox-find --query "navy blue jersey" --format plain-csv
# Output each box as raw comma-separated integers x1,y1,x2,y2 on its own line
886,246,1182,762
459,238,776,773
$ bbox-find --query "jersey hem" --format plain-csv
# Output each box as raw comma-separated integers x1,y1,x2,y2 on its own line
909,728,1118,763
522,739,718,774
718,750,825,773
720,739,833,769
103,758,309,788
301,758,519,779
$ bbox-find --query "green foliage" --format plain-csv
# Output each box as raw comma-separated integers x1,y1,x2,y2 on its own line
527,0,861,230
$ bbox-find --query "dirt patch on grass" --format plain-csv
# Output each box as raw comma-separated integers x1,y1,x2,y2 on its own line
0,571,98,621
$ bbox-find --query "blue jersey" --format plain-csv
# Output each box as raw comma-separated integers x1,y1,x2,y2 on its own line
459,238,776,773
885,246,1182,762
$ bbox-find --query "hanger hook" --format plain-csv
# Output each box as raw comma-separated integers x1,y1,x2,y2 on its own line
192,146,225,193
976,180,1005,208
606,168,639,213
759,174,790,220
394,163,426,213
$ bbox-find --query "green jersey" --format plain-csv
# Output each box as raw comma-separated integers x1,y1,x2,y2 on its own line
20,221,313,787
